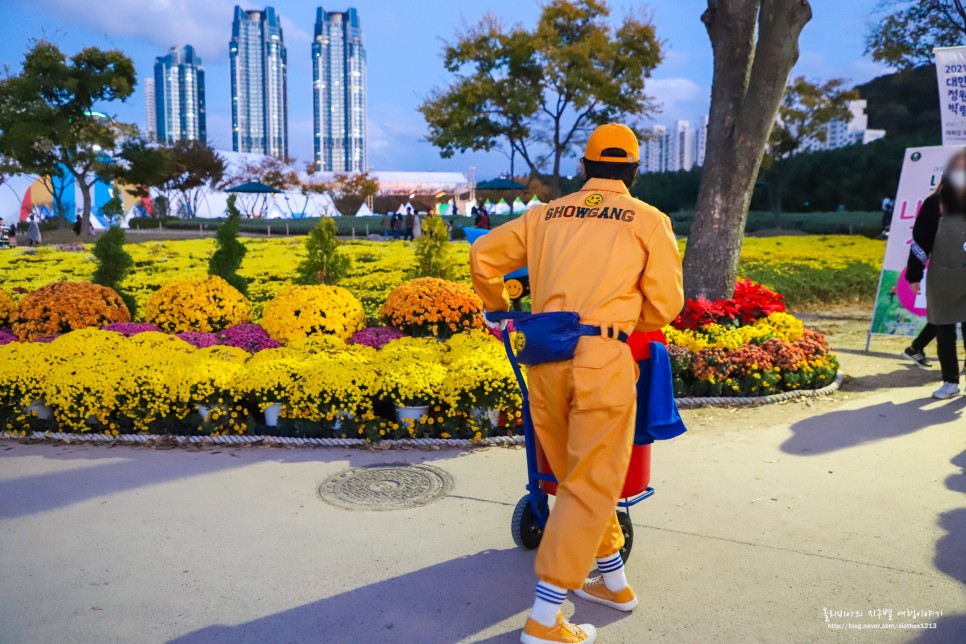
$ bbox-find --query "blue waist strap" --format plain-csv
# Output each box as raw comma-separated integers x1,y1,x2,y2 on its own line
577,324,629,343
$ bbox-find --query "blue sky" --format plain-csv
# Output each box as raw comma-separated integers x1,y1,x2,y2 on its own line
2,0,890,178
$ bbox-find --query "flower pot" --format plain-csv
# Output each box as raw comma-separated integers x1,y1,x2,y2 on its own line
26,399,52,420
263,403,282,427
332,412,354,431
395,404,430,426
472,407,501,427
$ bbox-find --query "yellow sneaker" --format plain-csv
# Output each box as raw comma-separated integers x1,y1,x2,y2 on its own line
574,576,638,612
520,611,597,644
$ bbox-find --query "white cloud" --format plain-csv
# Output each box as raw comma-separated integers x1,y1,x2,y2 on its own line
646,76,707,122
18,0,291,60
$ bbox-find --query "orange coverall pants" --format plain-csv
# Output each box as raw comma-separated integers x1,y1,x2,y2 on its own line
528,336,637,589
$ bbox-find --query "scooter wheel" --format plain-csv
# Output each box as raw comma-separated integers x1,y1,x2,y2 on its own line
511,495,544,550
617,511,634,563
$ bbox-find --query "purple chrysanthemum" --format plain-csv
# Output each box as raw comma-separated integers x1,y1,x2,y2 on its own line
0,328,17,345
217,324,281,353
103,322,162,337
176,332,220,348
349,326,407,349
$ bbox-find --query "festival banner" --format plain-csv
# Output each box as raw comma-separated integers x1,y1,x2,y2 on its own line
868,146,959,344
935,46,966,145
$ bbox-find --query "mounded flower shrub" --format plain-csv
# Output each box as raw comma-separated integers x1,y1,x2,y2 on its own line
261,284,365,343
145,276,252,333
380,277,484,338
0,289,15,326
12,281,131,341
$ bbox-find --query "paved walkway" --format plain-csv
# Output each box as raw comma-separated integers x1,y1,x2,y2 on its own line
1,377,964,642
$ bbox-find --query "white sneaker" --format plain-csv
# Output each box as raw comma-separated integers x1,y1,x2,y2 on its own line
932,382,961,400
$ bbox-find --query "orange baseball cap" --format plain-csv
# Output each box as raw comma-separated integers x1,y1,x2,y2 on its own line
584,123,640,164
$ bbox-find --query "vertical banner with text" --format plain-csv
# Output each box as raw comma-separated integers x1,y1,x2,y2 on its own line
935,46,966,145
868,146,959,341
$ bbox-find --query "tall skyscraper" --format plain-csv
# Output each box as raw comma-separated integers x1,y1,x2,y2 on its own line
144,77,157,140
230,6,288,158
312,7,367,172
152,45,206,144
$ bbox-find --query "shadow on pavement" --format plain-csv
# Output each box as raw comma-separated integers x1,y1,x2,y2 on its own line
916,448,966,642
0,444,473,520
842,366,934,393
781,396,966,456
166,548,630,644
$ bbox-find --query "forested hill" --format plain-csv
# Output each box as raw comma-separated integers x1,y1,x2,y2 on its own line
856,65,941,145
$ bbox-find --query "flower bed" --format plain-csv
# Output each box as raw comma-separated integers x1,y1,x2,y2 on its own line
0,236,844,439
665,281,838,397
0,328,521,442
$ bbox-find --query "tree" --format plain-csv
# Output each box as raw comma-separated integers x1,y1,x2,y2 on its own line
0,41,136,236
223,156,296,217
330,171,379,214
208,195,249,296
419,0,662,197
91,217,135,315
100,193,124,225
866,0,966,70
682,0,812,300
412,216,456,279
113,136,174,199
763,77,856,224
295,219,351,285
167,140,225,217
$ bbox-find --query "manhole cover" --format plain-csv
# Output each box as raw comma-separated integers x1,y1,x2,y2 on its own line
318,464,453,511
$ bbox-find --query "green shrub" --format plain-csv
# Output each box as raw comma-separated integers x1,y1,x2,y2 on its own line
412,216,455,279
208,195,249,296
295,218,351,285
91,224,136,316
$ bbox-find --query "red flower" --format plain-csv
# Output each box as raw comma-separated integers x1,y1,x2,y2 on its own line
673,279,785,331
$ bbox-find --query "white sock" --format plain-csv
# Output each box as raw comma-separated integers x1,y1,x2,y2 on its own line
596,552,628,592
530,581,566,627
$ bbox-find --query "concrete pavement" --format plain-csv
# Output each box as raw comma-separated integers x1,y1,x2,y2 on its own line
0,380,964,643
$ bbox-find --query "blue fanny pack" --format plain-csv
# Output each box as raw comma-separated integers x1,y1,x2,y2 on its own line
487,311,628,365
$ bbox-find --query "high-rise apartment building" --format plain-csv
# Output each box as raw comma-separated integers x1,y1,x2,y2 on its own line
230,6,288,158
152,45,206,144
144,77,157,140
312,7,367,172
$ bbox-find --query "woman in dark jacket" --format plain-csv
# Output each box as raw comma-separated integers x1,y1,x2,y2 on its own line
905,148,966,399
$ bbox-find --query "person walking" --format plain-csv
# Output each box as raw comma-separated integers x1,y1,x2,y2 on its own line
404,207,415,241
906,149,966,399
470,123,683,643
412,212,422,240
380,212,391,239
27,215,42,247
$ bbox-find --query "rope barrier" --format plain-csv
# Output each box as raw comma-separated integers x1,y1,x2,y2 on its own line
0,430,527,450
675,373,844,409
0,375,844,449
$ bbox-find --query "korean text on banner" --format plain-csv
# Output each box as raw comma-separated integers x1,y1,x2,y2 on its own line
935,46,966,145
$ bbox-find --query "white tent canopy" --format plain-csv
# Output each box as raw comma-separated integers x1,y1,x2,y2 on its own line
491,198,511,215
355,202,374,217
511,197,527,214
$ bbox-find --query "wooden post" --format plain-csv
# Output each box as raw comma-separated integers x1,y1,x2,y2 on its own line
366,224,369,236
286,223,289,236
267,225,271,238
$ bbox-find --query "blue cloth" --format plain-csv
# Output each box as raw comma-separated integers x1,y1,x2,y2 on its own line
635,342,687,446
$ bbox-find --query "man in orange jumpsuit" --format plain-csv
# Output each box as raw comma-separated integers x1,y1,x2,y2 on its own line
470,123,684,643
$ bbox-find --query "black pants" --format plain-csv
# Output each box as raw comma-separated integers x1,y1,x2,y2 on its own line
931,324,963,384
911,322,966,355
